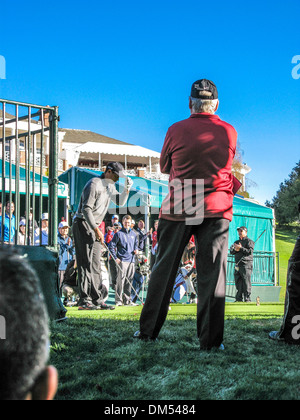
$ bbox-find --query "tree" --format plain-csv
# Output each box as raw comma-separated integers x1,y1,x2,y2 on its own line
267,161,300,224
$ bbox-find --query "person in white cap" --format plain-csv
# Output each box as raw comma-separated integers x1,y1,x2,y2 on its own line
18,219,26,246
111,214,122,228
34,213,49,246
57,221,75,288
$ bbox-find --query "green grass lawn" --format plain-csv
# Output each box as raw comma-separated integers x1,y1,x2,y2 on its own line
49,303,296,401
49,227,300,401
276,227,298,301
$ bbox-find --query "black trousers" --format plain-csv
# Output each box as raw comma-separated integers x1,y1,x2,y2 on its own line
108,257,118,290
72,218,103,306
278,235,300,343
139,217,230,349
234,265,253,301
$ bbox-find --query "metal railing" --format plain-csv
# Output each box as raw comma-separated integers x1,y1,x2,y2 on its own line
0,99,59,248
225,251,279,298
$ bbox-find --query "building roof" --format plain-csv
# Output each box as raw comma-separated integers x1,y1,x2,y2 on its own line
74,141,160,166
59,128,160,167
0,110,16,120
59,128,132,146
75,141,160,158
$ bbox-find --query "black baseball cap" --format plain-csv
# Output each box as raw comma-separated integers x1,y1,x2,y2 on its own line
237,226,248,232
106,162,125,177
190,79,218,100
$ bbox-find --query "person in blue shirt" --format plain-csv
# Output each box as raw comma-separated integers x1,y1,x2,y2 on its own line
0,201,16,244
57,221,75,288
34,213,49,246
108,215,138,306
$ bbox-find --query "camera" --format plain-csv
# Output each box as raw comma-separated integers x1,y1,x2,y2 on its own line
135,252,151,276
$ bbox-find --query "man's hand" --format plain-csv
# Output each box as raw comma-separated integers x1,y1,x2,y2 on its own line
234,242,242,252
94,227,104,244
116,258,121,265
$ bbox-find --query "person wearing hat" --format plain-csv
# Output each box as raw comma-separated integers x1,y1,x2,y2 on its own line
34,213,49,246
19,208,39,245
111,214,122,229
73,162,133,310
137,79,238,350
57,221,75,288
130,219,139,239
18,219,26,245
230,226,255,302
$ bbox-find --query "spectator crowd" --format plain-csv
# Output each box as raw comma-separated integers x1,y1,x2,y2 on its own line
0,200,257,308
0,201,163,309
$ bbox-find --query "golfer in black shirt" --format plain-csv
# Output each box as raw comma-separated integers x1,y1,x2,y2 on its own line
230,226,254,302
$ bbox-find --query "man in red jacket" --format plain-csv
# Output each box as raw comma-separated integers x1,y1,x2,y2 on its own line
136,79,238,350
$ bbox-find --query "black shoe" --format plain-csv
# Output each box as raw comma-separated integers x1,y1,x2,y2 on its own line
98,303,115,310
133,330,157,341
78,303,99,311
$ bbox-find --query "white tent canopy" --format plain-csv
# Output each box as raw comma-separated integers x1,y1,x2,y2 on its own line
74,142,161,169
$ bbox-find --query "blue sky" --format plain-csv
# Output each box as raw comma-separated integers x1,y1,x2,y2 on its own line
0,0,299,205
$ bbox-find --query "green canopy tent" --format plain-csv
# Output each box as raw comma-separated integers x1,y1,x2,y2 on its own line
227,196,279,301
59,168,168,258
60,168,274,249
0,158,69,220
59,167,169,223
59,167,280,301
0,158,68,198
230,195,275,252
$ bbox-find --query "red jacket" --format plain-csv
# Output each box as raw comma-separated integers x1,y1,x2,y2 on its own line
159,113,237,222
105,229,115,244
151,230,158,250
